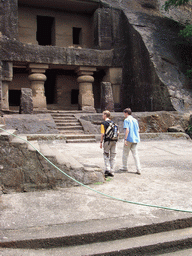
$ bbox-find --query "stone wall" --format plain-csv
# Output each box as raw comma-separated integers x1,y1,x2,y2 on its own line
18,6,94,48
78,111,190,134
56,73,79,109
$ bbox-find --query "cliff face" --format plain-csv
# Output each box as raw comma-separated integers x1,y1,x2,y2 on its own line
102,0,192,112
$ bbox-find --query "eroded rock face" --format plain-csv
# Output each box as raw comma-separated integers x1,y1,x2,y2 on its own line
79,111,190,134
0,141,104,194
102,0,192,112
3,114,59,134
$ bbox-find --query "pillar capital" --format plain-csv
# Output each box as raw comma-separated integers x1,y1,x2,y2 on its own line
28,63,49,74
76,66,97,76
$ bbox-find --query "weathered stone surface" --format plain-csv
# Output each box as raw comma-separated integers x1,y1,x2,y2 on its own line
79,111,190,134
168,125,185,133
20,88,33,114
0,140,104,194
84,171,104,185
1,39,115,67
0,0,18,40
101,82,114,112
3,114,59,134
101,0,192,112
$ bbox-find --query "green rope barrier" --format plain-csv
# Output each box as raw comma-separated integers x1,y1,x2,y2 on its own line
1,127,192,214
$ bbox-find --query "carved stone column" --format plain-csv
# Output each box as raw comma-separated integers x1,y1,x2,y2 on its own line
1,62,13,111
76,67,96,112
28,64,48,110
1,81,9,111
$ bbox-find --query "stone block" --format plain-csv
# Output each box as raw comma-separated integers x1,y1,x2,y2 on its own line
101,82,114,112
20,88,33,114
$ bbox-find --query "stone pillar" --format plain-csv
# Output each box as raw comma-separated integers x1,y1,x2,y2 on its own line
1,62,13,111
20,88,33,114
76,67,96,112
103,68,122,111
1,82,9,111
28,64,48,111
101,82,114,112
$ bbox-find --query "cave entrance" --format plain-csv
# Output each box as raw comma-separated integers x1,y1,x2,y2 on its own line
9,90,21,106
44,70,57,105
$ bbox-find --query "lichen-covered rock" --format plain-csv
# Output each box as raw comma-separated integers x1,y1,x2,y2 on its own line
20,88,33,114
101,82,114,112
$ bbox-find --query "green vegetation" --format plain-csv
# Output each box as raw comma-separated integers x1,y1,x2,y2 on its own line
163,0,191,11
186,125,192,138
163,0,192,78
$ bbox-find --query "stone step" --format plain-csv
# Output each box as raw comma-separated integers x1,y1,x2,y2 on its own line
55,122,80,126
1,219,192,254
53,118,77,121
49,110,84,114
0,129,17,141
65,134,96,139
59,130,84,134
11,135,28,146
27,140,40,152
53,149,84,170
66,138,96,143
39,144,56,158
57,126,83,130
51,113,76,117
31,227,192,255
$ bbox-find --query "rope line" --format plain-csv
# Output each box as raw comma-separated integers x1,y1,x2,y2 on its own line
1,127,192,214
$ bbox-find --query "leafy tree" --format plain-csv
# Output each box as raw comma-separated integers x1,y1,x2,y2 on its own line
164,0,192,77
163,0,191,11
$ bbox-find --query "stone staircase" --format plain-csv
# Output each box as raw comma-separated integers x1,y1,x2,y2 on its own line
1,217,192,255
50,110,96,143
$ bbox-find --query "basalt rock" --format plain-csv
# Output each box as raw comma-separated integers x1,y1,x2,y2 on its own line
20,88,33,114
101,82,114,112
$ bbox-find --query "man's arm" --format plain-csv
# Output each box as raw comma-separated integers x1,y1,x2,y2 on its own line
100,133,104,149
124,128,129,146
100,124,105,149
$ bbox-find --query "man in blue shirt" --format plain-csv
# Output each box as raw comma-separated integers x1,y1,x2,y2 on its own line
119,108,141,174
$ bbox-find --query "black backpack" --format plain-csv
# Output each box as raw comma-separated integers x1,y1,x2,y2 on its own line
105,121,119,141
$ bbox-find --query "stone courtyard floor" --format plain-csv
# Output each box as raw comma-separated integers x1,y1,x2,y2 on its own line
1,138,192,255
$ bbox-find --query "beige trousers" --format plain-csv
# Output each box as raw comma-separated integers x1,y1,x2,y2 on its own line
122,142,141,172
103,141,117,173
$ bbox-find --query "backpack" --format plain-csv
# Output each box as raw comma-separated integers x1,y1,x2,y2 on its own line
105,121,119,141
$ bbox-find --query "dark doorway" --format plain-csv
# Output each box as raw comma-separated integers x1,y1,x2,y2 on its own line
45,70,56,104
37,16,55,46
9,90,21,106
71,89,79,104
73,27,82,45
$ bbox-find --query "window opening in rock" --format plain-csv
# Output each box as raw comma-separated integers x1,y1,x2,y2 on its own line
71,89,79,104
37,16,55,46
9,90,21,106
73,27,82,45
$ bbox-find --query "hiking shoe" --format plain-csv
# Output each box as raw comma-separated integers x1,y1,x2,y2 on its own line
105,171,114,178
